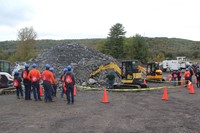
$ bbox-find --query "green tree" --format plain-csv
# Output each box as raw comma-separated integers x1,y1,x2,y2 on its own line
15,26,37,61
131,34,149,63
103,23,126,58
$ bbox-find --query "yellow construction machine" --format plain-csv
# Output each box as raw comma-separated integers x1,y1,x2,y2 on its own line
145,62,164,81
90,60,148,88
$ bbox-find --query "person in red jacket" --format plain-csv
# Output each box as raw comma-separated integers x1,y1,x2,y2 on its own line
42,64,55,102
14,71,23,99
21,64,32,100
171,70,177,86
28,63,42,101
50,67,57,97
184,68,191,86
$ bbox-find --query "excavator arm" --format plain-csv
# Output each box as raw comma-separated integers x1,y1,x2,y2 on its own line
90,62,121,78
138,65,147,76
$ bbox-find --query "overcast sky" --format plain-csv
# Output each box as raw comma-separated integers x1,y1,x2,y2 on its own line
0,0,199,41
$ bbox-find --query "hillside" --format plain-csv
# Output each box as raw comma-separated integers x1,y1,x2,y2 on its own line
0,37,200,60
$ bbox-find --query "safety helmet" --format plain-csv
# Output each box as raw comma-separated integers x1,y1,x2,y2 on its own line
67,65,72,71
50,67,54,71
64,68,68,72
32,63,37,68
14,70,19,75
25,64,29,68
45,64,50,69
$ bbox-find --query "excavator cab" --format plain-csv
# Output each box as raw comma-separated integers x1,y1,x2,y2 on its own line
146,62,164,81
120,60,147,88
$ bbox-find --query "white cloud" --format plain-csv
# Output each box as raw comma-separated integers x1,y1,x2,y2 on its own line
0,0,200,41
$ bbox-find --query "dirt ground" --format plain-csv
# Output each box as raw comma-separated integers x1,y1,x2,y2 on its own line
1,73,200,133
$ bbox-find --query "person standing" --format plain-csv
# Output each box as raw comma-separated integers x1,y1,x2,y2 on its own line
171,70,177,86
106,70,115,89
65,65,75,104
28,63,42,101
60,68,68,98
21,64,32,100
50,67,57,97
177,68,182,86
13,71,23,99
195,68,200,88
42,64,55,102
184,68,191,86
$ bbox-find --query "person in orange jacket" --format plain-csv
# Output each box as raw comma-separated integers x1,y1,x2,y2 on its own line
28,63,42,101
50,67,57,97
42,64,55,102
184,68,191,86
60,68,68,98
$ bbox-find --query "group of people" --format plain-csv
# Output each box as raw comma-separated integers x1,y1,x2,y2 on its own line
13,63,75,104
171,66,200,87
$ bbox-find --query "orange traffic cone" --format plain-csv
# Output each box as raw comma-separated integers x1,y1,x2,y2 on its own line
39,85,44,97
74,85,77,96
187,81,192,90
190,84,195,94
101,89,109,103
162,86,168,101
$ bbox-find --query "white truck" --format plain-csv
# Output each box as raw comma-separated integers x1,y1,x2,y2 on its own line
160,57,192,72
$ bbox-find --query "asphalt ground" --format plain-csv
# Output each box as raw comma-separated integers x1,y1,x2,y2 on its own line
1,74,200,133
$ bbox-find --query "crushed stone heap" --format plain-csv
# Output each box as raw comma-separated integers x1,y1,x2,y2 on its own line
28,42,119,87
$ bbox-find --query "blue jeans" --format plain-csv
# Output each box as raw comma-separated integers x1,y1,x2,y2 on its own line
32,82,40,100
43,81,52,102
108,80,114,89
66,85,74,103
16,87,23,97
172,78,176,86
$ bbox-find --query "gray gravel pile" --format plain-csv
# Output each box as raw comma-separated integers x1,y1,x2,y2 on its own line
28,42,119,87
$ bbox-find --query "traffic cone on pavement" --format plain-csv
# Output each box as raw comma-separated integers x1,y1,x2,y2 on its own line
190,84,195,94
187,81,192,90
74,85,77,96
101,89,109,103
162,86,168,101
39,85,44,97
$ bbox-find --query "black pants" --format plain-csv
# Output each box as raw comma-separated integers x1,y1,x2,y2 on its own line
16,87,23,97
66,85,74,103
24,83,31,100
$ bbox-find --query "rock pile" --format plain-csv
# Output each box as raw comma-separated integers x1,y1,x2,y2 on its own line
28,42,119,87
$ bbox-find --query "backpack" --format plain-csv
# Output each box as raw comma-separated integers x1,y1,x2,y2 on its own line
22,71,28,79
65,75,72,84
185,72,190,78
13,79,19,87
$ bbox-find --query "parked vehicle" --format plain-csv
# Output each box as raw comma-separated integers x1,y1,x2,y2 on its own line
0,72,14,88
160,57,192,72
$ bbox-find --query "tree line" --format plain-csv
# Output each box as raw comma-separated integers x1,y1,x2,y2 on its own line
0,24,200,63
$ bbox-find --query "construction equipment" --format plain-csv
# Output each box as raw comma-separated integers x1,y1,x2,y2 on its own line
145,62,164,81
90,60,147,88
0,60,13,88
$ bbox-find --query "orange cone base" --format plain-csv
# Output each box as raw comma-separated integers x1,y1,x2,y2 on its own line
190,85,195,94
101,89,109,103
162,87,168,101
74,85,77,96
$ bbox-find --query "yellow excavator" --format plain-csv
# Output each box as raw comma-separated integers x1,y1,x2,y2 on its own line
90,60,148,88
